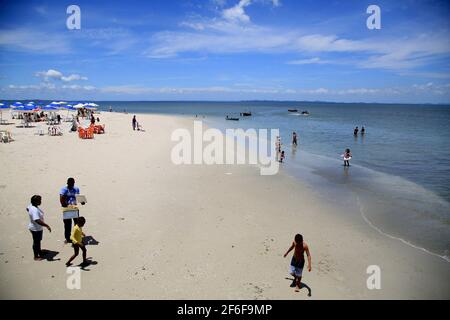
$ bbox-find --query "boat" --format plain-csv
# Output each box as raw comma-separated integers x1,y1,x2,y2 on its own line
240,112,252,116
288,109,298,112
226,116,239,121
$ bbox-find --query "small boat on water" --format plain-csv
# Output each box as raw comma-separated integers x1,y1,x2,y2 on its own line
240,112,252,116
226,115,239,121
288,109,298,112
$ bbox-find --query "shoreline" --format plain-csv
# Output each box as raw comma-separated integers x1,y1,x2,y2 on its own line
0,111,449,299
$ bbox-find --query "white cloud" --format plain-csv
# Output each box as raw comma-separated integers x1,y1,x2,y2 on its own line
61,74,88,82
35,69,88,82
288,57,331,65
34,6,47,15
223,0,252,23
35,69,63,80
145,3,450,71
0,29,70,53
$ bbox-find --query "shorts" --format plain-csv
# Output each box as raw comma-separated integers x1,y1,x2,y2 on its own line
290,257,305,277
290,264,303,277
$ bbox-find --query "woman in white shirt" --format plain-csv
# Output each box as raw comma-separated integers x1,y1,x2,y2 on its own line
27,195,52,261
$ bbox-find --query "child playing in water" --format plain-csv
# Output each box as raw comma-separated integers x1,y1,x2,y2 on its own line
66,217,88,267
284,234,312,292
342,148,352,167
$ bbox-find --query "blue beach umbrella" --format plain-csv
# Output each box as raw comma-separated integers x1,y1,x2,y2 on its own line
11,101,23,108
42,105,58,111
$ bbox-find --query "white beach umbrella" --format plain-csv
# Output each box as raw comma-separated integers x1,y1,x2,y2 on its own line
73,103,86,109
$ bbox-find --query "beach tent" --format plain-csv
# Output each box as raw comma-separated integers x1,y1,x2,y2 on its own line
59,104,76,119
14,106,39,126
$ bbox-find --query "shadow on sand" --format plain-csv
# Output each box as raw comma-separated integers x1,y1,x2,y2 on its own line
40,249,60,262
83,235,99,246
285,277,312,297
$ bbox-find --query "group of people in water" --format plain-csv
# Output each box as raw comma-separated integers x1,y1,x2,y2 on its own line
276,126,365,167
275,131,299,163
26,178,91,267
353,126,365,136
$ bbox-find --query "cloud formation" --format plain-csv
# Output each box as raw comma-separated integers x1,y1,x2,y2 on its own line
145,1,450,72
35,69,88,82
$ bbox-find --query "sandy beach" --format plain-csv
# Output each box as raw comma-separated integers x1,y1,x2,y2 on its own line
0,111,449,300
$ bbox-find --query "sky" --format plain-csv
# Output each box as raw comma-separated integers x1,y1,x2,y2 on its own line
0,0,449,103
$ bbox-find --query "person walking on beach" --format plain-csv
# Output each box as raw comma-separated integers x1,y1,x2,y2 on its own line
60,178,84,244
27,195,52,261
353,126,359,136
342,148,352,166
132,115,137,131
66,217,88,267
292,132,298,146
284,234,311,292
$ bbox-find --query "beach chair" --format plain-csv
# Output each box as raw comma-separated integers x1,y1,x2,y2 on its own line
86,126,94,139
36,126,45,136
93,124,105,134
78,127,87,139
0,130,12,143
49,126,62,136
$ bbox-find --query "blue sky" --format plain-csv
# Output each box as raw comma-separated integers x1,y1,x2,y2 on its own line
0,0,449,103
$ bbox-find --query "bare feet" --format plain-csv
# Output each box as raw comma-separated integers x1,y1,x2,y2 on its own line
34,257,44,261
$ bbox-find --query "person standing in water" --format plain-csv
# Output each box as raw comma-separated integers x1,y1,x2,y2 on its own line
361,126,365,135
343,148,352,166
284,234,312,292
292,132,298,146
353,126,359,136
279,150,285,163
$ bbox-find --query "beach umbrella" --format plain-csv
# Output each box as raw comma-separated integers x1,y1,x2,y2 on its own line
42,105,58,111
73,103,86,109
86,102,99,107
11,101,23,108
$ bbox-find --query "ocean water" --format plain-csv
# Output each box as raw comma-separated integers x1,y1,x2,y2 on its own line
97,101,450,261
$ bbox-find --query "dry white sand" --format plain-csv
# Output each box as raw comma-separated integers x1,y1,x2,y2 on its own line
0,111,449,299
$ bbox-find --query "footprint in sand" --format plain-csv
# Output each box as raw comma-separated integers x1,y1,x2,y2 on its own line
261,238,274,255
245,282,269,299
317,256,332,274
